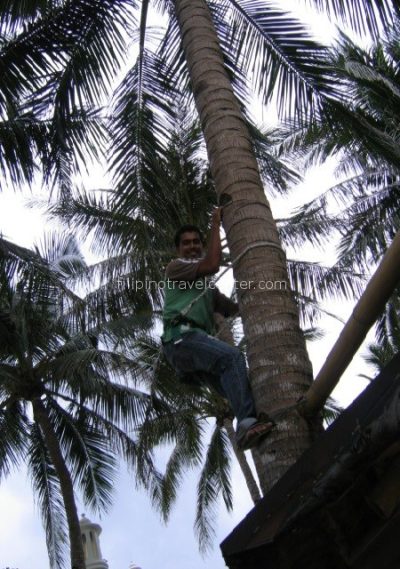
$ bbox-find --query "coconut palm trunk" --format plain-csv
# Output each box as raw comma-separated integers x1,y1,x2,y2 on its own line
174,0,316,491
32,398,85,569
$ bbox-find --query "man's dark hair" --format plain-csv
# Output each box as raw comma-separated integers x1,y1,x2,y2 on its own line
174,224,204,248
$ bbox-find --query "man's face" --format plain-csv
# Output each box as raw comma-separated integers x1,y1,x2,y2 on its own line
177,231,204,259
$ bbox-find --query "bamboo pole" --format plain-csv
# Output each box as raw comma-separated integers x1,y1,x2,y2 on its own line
302,230,400,417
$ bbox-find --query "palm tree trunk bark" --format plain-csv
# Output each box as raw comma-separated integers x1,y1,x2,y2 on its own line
32,398,85,569
174,0,317,491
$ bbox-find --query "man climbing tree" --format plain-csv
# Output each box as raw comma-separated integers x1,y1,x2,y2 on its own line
162,207,274,449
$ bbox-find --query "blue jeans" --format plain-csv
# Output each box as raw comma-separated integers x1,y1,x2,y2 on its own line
162,331,257,443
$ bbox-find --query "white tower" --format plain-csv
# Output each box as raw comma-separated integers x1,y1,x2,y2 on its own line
79,514,109,569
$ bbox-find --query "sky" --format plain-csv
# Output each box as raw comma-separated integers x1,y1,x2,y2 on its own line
0,183,259,569
0,2,375,569
0,154,372,569
0,185,270,569
0,437,255,569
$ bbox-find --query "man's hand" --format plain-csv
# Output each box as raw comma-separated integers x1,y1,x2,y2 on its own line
212,206,223,225
195,208,223,277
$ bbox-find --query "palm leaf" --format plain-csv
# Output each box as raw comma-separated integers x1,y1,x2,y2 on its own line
215,0,334,121
0,400,29,479
195,423,232,553
46,401,116,513
305,0,398,39
29,422,68,569
287,258,366,303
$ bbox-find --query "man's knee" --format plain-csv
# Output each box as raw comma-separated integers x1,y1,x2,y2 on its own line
229,344,244,359
220,345,245,368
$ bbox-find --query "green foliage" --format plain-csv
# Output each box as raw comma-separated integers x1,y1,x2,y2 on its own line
276,17,400,268
3,0,395,192
361,287,400,378
134,335,234,554
0,233,165,568
274,15,400,350
1,0,398,560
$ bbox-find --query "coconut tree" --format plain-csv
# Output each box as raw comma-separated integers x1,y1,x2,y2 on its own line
1,0,398,493
274,15,400,376
52,109,359,552
0,234,169,569
52,103,364,523
275,19,400,268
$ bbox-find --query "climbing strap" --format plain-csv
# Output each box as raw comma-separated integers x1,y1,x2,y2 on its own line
178,239,282,323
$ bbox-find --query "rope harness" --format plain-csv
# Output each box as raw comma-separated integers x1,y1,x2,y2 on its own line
174,239,282,335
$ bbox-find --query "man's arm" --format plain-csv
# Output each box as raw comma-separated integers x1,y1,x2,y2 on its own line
214,287,239,317
195,208,222,277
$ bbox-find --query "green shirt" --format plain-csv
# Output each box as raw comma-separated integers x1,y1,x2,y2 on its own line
161,258,237,343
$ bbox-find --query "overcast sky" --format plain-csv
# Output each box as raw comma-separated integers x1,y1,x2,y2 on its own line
0,434,255,569
0,159,371,569
0,185,257,569
0,2,374,568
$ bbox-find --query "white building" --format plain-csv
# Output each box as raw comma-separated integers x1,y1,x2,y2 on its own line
79,514,142,569
80,514,109,569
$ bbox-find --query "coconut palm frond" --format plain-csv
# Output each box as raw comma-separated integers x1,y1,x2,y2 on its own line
247,122,302,196
152,412,205,521
195,423,232,554
303,326,326,342
216,0,334,122
29,423,69,569
295,292,346,329
287,259,365,305
0,400,29,478
305,0,398,39
108,48,176,207
278,208,343,250
45,401,117,514
322,396,343,426
0,107,49,186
